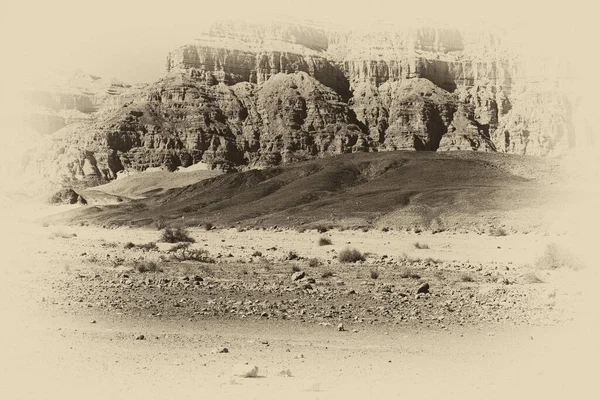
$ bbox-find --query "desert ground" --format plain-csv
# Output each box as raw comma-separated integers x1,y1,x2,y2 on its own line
1,198,598,400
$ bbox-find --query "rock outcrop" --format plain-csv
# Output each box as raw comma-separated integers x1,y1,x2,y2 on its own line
21,17,582,185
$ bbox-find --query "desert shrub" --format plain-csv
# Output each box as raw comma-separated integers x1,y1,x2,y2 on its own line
489,226,508,237
314,224,329,233
318,237,332,246
134,261,163,273
291,265,301,272
138,242,158,252
535,243,583,271
459,272,475,282
124,242,136,249
202,222,214,231
160,227,195,243
308,258,321,268
155,218,166,230
370,268,380,279
413,242,429,249
399,267,421,279
321,270,334,278
168,243,214,262
338,247,365,263
251,251,263,257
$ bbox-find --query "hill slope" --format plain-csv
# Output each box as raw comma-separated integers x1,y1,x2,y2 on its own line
52,151,564,232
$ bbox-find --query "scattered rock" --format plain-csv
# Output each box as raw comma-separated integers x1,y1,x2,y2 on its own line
417,283,430,294
212,347,229,354
278,369,293,377
135,334,145,340
232,363,259,378
292,271,306,281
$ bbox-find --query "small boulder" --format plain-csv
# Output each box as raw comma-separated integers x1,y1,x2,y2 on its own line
292,271,306,281
232,363,259,378
417,282,430,294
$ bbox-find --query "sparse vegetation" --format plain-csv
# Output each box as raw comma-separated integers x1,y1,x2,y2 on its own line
154,218,165,231
399,267,421,279
313,224,329,233
413,242,429,249
308,258,321,268
535,243,583,271
168,243,214,262
321,270,334,278
318,237,332,246
338,247,365,263
49,231,77,239
160,227,195,243
488,226,508,237
137,242,158,252
370,268,380,279
459,272,475,282
134,260,163,273
124,242,158,251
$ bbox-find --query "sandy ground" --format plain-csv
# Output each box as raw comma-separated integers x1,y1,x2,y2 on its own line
1,204,599,400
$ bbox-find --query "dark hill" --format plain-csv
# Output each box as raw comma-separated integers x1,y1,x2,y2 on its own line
50,151,563,232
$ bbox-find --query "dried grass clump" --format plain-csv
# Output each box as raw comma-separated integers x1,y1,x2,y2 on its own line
338,248,365,263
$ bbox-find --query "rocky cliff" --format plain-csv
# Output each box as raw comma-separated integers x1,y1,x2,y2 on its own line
22,17,580,185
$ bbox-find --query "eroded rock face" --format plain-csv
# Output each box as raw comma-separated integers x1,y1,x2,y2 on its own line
23,18,580,185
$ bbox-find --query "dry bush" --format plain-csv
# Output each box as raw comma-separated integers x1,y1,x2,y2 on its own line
133,260,163,273
459,272,475,282
291,265,301,272
168,243,214,263
160,227,195,243
370,268,380,279
251,250,263,257
338,248,365,263
313,224,329,233
399,267,421,279
488,226,508,237
137,242,158,252
124,242,136,249
535,243,584,271
318,237,332,246
308,258,321,268
321,270,334,278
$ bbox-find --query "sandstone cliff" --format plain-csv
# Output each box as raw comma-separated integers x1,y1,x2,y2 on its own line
22,17,581,185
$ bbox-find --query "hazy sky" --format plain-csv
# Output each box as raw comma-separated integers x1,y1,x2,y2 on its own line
0,0,594,84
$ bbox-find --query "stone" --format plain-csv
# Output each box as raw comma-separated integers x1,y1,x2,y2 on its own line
292,271,306,281
232,363,259,378
417,283,430,294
